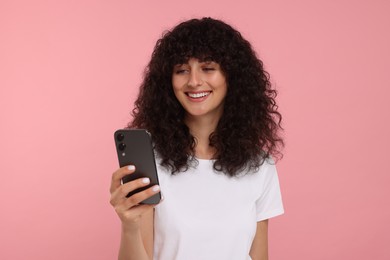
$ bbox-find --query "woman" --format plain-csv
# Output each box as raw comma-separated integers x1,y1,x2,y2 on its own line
110,17,284,260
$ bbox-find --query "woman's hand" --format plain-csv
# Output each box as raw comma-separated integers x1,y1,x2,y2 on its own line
109,165,160,231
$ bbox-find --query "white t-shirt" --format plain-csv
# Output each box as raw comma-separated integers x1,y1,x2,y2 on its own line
153,157,284,260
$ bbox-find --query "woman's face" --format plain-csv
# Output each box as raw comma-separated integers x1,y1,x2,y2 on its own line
172,58,227,120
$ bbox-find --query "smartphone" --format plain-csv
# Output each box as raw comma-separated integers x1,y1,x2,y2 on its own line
114,129,161,204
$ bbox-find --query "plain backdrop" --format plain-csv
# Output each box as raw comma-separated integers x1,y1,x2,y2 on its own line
1,0,389,259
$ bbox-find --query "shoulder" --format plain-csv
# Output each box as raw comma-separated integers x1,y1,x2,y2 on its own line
238,156,278,179
239,157,281,196
255,157,280,186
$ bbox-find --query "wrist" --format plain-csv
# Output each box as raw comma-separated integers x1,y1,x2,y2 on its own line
121,222,141,235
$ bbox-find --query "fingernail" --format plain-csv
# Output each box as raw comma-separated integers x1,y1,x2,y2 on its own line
142,178,150,184
152,185,160,192
127,165,135,171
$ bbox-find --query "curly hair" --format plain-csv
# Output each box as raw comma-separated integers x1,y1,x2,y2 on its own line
129,17,283,176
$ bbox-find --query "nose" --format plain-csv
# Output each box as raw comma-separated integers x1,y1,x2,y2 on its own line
187,70,203,88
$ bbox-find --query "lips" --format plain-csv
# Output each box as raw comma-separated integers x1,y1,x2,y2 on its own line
186,91,211,99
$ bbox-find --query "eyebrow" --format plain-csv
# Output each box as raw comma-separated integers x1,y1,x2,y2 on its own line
199,56,215,62
174,59,216,66
173,63,186,68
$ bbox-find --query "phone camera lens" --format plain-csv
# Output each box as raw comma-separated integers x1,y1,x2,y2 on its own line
118,143,126,151
116,133,124,141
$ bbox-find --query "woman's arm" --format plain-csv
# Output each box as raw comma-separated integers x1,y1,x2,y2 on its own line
249,219,269,260
118,208,154,260
110,165,159,260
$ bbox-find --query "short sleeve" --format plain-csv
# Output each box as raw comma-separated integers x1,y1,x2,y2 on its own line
255,159,284,221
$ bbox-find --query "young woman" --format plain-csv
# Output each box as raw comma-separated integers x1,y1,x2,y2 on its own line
110,17,284,260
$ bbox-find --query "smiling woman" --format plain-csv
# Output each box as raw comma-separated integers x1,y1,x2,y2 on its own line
109,17,284,260
172,58,227,120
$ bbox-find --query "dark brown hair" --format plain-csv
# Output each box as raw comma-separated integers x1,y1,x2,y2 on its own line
129,17,283,176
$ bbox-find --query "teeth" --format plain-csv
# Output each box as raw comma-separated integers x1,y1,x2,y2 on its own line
188,92,210,98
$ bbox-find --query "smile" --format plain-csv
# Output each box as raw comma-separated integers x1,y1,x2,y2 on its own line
186,91,211,99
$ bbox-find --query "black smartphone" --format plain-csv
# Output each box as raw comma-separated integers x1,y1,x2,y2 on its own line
114,129,161,204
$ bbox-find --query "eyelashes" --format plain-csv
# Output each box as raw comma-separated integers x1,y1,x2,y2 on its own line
173,67,216,74
174,69,185,74
202,67,215,72
173,60,219,75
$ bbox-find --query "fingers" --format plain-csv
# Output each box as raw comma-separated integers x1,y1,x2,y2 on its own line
123,185,160,208
110,177,153,206
109,165,161,226
110,165,136,193
111,184,161,223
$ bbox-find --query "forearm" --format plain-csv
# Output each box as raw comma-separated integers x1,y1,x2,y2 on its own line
118,227,151,260
249,220,269,260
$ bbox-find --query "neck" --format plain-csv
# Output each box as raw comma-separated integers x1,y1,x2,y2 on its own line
185,114,221,160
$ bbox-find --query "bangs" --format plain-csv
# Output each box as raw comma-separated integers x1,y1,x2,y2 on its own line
173,53,217,65
153,18,241,74
161,20,227,67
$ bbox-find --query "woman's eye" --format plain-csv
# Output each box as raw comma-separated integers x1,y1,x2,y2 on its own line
175,69,187,74
203,67,215,72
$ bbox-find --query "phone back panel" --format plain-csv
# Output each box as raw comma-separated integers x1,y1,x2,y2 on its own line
114,129,161,204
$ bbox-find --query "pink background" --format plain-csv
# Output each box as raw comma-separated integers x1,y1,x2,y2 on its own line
1,0,389,259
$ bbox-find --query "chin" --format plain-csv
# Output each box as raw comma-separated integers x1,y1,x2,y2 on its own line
185,109,208,117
